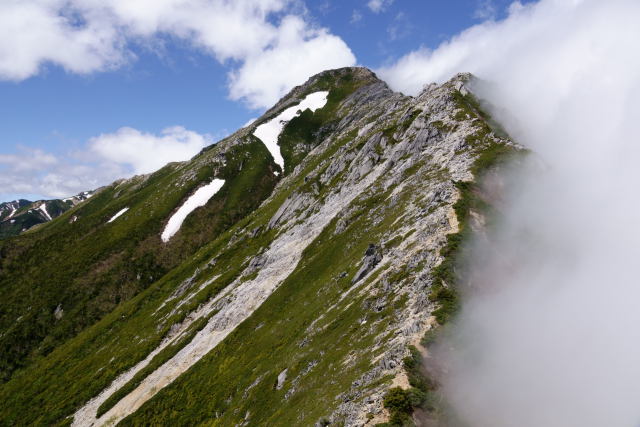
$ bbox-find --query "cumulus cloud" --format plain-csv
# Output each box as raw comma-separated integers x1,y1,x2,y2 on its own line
380,0,640,426
0,0,355,108
89,126,210,174
0,126,209,200
228,15,356,109
0,154,123,200
0,0,127,80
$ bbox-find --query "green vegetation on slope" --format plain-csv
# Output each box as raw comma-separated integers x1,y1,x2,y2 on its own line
376,346,436,427
0,189,284,426
119,178,419,426
0,138,277,383
96,314,212,418
0,133,367,426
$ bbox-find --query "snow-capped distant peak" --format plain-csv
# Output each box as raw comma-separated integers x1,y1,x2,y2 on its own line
63,190,95,205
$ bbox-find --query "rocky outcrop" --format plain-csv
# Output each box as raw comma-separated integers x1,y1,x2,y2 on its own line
352,244,383,284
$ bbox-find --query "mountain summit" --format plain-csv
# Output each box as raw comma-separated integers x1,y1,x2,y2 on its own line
0,67,517,426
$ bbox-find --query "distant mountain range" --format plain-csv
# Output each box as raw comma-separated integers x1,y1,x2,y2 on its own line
0,191,94,239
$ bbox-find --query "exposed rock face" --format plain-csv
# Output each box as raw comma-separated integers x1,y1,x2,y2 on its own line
0,67,517,427
352,244,383,284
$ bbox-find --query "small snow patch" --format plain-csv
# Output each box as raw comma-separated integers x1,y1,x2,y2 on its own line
161,179,225,242
276,368,288,390
107,207,129,223
253,91,329,173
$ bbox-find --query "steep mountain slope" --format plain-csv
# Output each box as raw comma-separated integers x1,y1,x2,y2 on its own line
0,68,377,386
0,191,93,239
0,124,280,382
0,67,517,426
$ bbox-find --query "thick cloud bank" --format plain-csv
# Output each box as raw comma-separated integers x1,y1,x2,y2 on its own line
381,1,640,426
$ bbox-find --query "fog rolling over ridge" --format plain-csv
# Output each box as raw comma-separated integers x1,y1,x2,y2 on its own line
380,0,640,425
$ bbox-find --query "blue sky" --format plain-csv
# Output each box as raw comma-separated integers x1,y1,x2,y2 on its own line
0,0,532,201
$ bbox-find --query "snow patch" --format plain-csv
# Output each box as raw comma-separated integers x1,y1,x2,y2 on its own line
107,207,129,223
276,369,288,390
38,204,52,221
253,91,329,173
161,179,225,242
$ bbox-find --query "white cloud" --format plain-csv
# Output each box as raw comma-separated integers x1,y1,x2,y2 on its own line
0,0,355,108
0,126,210,200
0,156,123,200
367,0,393,14
380,0,640,426
228,15,356,109
0,0,127,80
0,147,58,172
89,126,210,174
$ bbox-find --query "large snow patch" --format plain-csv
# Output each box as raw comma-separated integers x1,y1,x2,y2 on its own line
161,179,225,242
253,91,329,174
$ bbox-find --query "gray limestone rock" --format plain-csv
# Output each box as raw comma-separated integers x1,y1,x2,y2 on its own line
352,244,383,284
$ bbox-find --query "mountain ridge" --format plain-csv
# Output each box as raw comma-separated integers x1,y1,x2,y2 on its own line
0,66,518,426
